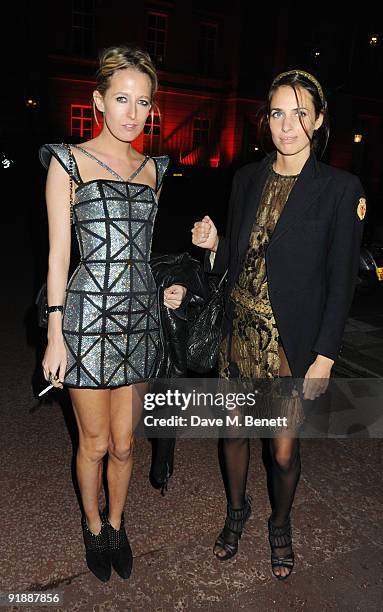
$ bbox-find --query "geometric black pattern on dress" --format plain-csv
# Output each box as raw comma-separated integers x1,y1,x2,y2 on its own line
39,143,170,388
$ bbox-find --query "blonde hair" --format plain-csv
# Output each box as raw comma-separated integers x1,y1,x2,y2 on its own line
96,46,158,99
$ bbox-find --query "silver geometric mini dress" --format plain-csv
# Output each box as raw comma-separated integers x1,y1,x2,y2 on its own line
39,143,170,388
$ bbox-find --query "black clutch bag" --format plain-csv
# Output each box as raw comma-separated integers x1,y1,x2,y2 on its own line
186,270,227,374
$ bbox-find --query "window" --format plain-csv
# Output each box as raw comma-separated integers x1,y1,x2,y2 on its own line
72,0,96,57
199,23,217,74
71,105,93,139
144,111,161,136
192,118,210,148
147,12,167,65
144,111,161,154
242,114,262,162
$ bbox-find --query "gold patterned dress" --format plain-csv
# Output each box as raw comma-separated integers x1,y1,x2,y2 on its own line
219,166,298,381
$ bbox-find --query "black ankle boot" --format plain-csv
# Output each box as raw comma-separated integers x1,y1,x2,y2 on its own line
103,510,133,579
81,515,111,582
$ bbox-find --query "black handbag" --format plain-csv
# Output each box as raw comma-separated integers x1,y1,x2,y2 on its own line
186,270,228,373
35,283,49,328
149,251,208,378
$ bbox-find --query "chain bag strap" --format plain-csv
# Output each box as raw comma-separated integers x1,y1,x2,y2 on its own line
63,143,75,224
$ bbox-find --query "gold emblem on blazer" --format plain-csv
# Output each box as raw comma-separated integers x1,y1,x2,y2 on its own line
357,197,366,220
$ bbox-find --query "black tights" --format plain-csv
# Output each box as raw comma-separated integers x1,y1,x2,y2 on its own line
218,436,301,526
219,344,301,522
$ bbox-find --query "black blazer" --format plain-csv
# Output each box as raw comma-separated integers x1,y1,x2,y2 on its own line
208,152,365,377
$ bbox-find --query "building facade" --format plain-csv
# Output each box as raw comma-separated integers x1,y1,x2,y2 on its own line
10,1,383,210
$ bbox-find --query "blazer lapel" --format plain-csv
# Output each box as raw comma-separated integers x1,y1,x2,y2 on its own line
238,155,273,257
268,153,331,250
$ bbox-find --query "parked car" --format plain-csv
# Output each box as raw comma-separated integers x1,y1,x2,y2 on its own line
357,226,383,292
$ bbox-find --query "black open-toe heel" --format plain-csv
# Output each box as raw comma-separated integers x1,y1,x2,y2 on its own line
268,516,295,580
103,510,133,579
213,494,252,561
81,515,111,582
149,438,175,496
149,460,172,496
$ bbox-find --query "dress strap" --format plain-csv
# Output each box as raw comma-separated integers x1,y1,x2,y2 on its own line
73,145,151,183
72,145,125,181
128,156,150,181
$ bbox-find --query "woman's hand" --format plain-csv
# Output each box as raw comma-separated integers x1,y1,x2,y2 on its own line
303,355,334,400
42,336,67,389
191,215,219,251
163,284,187,309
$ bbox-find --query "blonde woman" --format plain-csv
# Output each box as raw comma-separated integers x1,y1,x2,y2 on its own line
40,46,186,582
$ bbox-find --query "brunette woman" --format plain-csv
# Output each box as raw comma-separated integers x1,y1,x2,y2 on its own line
192,70,365,579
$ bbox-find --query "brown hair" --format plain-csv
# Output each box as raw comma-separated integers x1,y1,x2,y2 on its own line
256,70,330,157
96,46,158,100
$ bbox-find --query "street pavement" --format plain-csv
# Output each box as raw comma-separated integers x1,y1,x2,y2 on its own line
335,284,383,377
1,226,383,611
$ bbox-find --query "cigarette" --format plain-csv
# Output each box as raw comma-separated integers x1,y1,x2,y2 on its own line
38,384,54,397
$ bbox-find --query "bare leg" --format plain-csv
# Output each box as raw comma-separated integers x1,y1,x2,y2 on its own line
69,388,110,534
107,383,145,529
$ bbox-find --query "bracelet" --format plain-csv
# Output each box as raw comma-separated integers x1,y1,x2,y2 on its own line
47,305,64,314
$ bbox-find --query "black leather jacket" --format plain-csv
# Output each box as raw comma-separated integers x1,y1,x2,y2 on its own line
150,252,208,378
